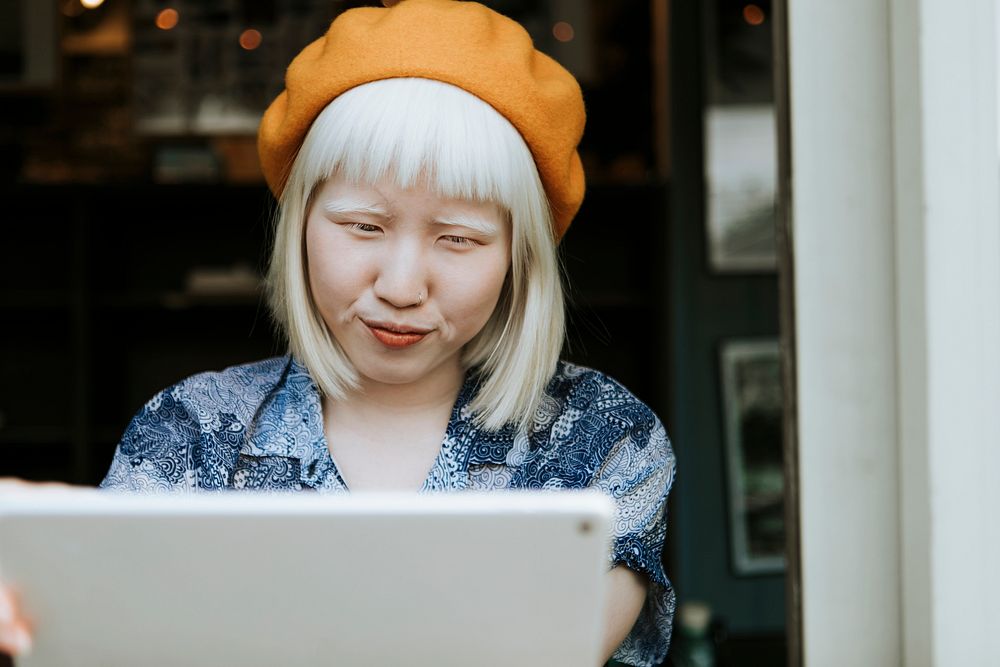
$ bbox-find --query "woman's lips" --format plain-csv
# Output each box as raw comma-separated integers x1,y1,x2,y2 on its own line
364,322,430,349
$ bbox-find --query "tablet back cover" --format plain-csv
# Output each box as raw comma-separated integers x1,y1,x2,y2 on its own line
0,490,612,667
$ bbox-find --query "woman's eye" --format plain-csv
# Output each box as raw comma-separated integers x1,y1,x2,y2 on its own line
346,222,382,233
442,235,478,247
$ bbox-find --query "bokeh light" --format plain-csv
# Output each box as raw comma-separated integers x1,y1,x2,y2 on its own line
552,21,575,43
743,4,765,26
80,0,105,8
156,8,180,31
239,29,263,51
60,0,85,17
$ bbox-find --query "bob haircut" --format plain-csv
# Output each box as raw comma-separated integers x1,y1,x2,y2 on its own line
266,77,565,432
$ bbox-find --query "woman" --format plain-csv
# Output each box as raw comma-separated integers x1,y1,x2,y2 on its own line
0,1,676,665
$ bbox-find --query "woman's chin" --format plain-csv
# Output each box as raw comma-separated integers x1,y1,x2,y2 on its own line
357,367,425,386
350,356,452,388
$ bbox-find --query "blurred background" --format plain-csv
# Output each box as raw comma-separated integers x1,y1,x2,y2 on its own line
0,1,786,665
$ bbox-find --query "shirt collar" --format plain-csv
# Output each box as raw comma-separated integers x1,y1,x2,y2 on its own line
240,354,519,489
238,355,323,466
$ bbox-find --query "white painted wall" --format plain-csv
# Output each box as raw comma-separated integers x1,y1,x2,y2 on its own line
790,0,1000,663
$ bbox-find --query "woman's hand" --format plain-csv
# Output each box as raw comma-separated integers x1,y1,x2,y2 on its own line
0,581,31,656
0,478,71,492
0,477,75,656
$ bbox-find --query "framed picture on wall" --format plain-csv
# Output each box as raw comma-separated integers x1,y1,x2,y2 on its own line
704,105,778,273
701,0,778,273
720,338,785,575
0,0,57,91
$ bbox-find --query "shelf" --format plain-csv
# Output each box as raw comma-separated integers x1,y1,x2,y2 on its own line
0,426,72,446
97,290,265,310
0,426,122,447
0,289,266,313
570,292,649,309
0,290,70,310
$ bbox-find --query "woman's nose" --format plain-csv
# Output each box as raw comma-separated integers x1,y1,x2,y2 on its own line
372,241,428,309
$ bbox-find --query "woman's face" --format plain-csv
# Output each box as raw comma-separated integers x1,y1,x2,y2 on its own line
305,174,512,388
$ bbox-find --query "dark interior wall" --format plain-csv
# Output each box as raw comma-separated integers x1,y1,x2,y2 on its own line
668,0,785,637
0,185,282,484
0,180,668,489
0,0,671,483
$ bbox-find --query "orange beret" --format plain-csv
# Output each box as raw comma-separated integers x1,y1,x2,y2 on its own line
257,0,586,239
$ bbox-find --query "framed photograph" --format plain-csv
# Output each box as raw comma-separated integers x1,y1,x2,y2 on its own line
704,104,778,273
720,339,785,575
0,0,57,91
701,0,777,273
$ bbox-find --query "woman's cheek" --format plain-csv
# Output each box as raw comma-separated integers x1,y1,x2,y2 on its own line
453,263,507,323
309,235,367,299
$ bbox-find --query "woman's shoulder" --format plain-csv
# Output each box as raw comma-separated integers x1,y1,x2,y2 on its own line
120,355,292,448
153,355,291,417
104,356,293,491
174,355,291,394
543,360,661,429
522,360,671,475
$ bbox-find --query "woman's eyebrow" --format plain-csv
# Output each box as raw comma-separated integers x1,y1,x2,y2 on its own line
321,197,389,217
433,213,500,237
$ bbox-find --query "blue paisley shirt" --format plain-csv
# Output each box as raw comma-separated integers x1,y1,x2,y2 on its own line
100,355,677,667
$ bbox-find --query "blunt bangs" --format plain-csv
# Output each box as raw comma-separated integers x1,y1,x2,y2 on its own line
292,78,536,209
267,77,566,432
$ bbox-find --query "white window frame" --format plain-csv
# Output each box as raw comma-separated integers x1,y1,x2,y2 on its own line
787,0,1000,663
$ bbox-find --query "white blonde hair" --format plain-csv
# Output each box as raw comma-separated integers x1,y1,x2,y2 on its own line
266,77,565,431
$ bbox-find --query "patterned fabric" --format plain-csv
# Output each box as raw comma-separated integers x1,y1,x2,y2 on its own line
101,355,677,667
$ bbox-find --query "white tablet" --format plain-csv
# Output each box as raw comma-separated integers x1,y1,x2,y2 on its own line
0,488,613,667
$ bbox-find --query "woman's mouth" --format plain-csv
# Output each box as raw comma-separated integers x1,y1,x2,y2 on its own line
363,321,431,349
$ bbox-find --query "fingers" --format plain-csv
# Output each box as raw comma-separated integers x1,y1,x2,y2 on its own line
0,585,31,656
0,478,74,495
0,478,33,492
0,478,68,656
0,481,65,657
0,620,31,657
